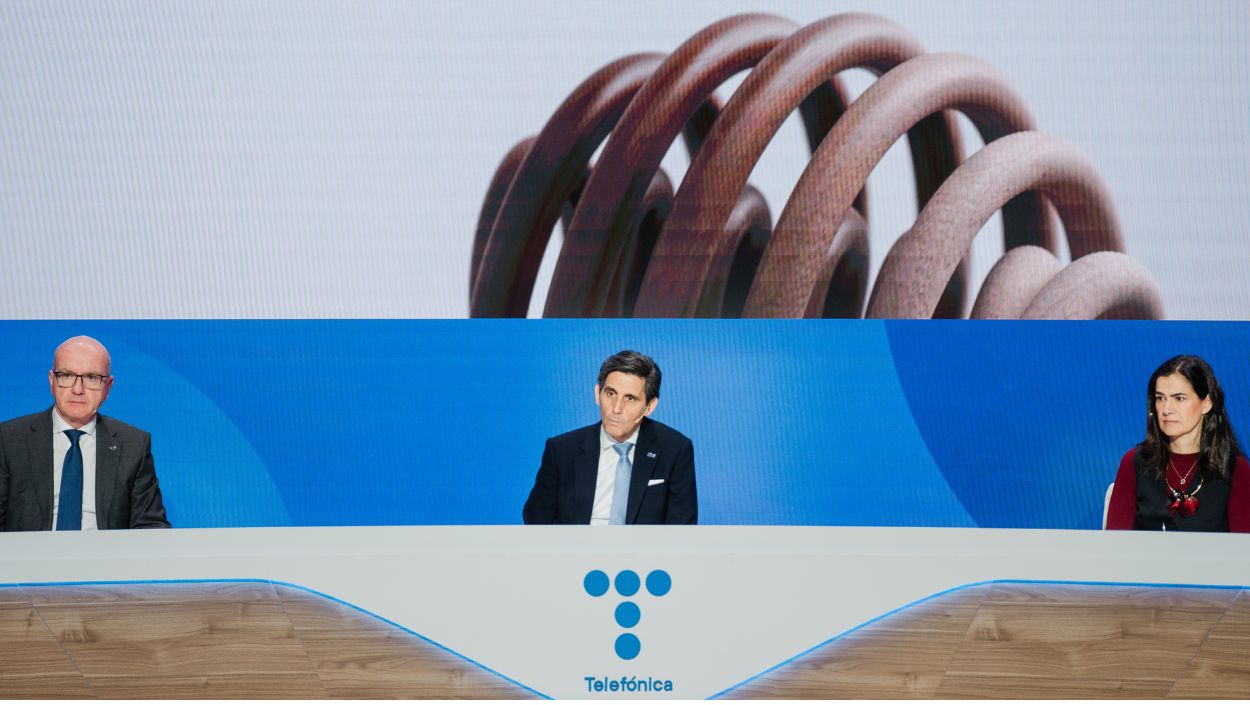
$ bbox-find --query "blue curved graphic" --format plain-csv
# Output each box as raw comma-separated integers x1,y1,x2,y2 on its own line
0,323,289,528
662,321,974,526
883,321,1250,528
7,320,1247,528
101,336,291,527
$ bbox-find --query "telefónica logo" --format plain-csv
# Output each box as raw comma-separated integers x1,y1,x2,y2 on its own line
583,568,672,660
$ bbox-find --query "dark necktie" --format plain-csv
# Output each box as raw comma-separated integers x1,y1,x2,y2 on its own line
56,429,85,531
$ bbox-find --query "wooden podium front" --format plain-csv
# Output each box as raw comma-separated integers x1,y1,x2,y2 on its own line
2,526,1247,698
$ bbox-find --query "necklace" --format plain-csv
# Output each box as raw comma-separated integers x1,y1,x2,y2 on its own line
1166,456,1203,518
1169,456,1198,487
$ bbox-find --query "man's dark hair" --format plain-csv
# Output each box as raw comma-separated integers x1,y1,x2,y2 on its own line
598,350,661,401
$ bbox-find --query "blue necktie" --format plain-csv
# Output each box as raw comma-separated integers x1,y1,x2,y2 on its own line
609,442,633,525
56,429,85,531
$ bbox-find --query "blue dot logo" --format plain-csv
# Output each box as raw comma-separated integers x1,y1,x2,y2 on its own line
646,569,671,596
584,567,671,660
615,601,640,628
583,570,609,597
614,570,640,596
615,633,641,660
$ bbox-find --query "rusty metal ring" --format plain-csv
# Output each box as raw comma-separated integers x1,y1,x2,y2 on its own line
1024,252,1164,319
747,53,1049,318
546,13,801,317
613,168,675,316
804,207,870,318
970,245,1063,319
472,136,535,293
472,19,1163,320
471,53,665,317
635,13,960,317
704,184,773,318
869,131,1124,318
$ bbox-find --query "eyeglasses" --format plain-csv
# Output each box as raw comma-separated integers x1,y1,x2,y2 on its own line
53,370,110,390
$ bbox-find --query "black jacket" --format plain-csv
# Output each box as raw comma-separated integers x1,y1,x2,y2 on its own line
523,418,696,524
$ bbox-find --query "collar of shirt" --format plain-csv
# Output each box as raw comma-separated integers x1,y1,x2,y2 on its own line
51,408,98,439
599,424,640,452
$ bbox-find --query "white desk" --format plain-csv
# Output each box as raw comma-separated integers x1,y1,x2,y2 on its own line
2,526,1245,698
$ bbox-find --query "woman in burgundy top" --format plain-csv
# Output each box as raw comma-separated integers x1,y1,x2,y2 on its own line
1106,354,1250,531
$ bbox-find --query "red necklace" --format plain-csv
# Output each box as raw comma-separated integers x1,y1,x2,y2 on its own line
1166,456,1202,517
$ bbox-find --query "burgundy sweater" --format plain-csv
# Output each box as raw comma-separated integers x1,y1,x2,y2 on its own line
1106,448,1250,532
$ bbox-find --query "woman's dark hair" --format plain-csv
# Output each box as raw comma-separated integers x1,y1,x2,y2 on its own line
1140,354,1243,482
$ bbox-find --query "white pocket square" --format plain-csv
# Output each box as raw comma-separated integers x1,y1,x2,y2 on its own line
647,478,665,486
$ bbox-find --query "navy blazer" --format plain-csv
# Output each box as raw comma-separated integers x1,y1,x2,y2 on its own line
523,418,697,524
0,409,170,531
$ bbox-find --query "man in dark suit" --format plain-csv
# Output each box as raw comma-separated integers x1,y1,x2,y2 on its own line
523,350,696,524
0,336,170,531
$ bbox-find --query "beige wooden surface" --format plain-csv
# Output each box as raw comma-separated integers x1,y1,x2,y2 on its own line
0,582,534,699
724,582,1250,699
4,580,1249,699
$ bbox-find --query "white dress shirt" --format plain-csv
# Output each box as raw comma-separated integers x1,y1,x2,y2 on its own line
51,409,99,530
589,425,639,526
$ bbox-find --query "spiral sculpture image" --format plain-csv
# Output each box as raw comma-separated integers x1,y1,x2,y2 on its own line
470,12,1163,319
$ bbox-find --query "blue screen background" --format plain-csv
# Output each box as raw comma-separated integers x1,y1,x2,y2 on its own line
3,320,1246,529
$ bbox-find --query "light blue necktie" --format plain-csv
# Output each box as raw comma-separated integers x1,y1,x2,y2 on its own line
56,429,85,531
609,442,634,525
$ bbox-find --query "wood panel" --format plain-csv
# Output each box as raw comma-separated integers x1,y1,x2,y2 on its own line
24,581,281,606
722,582,1250,699
0,604,94,698
0,586,31,606
37,601,319,677
942,605,1224,680
935,582,1237,698
933,674,1174,699
0,674,96,699
1170,589,1250,698
0,581,534,699
6,580,1247,699
275,584,534,698
727,586,988,699
981,582,1238,609
88,673,330,699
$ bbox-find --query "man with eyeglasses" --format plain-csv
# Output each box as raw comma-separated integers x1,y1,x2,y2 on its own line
0,335,169,531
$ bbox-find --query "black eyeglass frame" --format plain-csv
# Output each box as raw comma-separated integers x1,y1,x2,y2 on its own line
51,370,112,391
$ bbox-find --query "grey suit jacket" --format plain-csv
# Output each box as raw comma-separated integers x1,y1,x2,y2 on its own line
0,409,170,531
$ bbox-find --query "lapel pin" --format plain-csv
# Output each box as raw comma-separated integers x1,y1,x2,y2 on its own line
109,445,118,451
647,451,656,459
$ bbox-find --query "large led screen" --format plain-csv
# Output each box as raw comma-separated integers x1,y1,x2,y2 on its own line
4,319,1249,528
1,1,1247,319
3,2,1249,529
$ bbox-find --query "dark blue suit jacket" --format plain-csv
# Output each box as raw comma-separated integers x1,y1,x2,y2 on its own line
522,418,697,524
0,409,170,531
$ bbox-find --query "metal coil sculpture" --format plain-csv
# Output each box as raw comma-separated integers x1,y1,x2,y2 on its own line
471,12,1163,319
